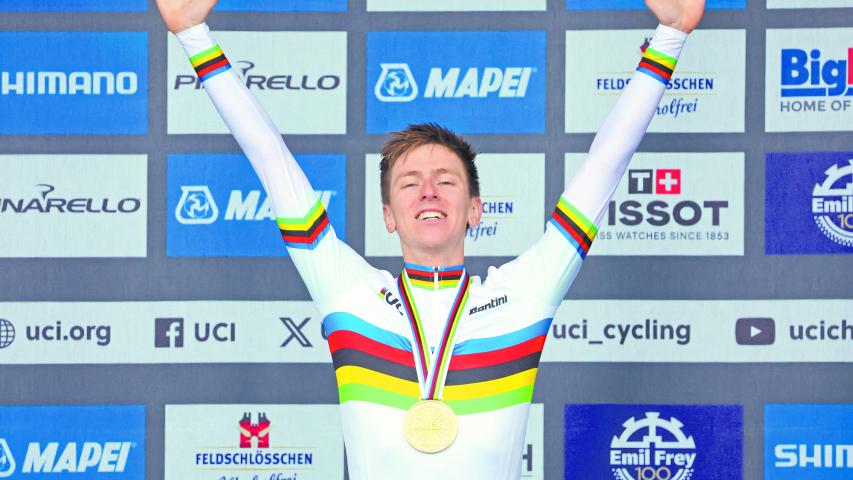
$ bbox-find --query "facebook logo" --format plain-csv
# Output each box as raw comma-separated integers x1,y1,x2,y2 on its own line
155,317,184,348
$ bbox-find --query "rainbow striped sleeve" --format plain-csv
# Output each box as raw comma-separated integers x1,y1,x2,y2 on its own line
637,46,677,85
548,197,598,259
189,44,231,82
277,199,331,250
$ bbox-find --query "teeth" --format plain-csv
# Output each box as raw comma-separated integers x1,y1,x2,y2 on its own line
417,211,445,220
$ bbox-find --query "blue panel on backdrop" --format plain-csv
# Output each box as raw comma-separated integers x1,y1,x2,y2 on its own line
0,32,147,134
167,154,346,257
567,0,745,9
216,0,346,11
366,31,546,134
765,152,853,254
0,405,145,478
765,404,853,479
0,0,146,11
565,404,743,480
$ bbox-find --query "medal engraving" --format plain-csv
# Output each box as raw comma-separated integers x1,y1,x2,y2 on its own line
403,400,458,453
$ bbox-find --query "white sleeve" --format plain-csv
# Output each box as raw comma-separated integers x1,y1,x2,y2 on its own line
498,24,688,306
176,23,373,306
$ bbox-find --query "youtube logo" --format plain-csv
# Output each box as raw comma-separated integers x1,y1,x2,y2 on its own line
735,317,776,345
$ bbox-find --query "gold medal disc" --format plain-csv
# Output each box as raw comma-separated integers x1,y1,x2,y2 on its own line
403,400,458,453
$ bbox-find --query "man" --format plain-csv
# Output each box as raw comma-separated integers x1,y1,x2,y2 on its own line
156,1,705,478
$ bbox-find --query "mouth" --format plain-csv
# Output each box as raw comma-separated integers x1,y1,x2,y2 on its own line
415,210,447,222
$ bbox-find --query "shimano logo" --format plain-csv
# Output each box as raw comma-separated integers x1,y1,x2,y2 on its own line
775,444,853,468
174,60,340,91
1,71,138,95
0,184,141,215
374,63,535,102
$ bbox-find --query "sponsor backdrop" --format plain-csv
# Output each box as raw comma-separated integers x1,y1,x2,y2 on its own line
0,2,851,480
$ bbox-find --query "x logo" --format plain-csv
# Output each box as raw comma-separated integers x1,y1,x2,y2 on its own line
280,317,312,348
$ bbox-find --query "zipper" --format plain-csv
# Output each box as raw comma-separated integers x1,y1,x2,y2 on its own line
433,266,439,291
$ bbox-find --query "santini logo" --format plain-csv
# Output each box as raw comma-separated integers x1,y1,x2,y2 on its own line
1,71,138,95
469,295,508,315
375,63,534,102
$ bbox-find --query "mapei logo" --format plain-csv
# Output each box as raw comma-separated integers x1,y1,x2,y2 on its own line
0,439,134,475
238,412,270,449
374,62,534,102
781,48,853,98
811,159,853,247
609,412,697,480
175,186,335,226
607,168,728,227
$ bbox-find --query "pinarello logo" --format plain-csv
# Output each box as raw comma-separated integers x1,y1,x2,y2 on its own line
239,412,270,449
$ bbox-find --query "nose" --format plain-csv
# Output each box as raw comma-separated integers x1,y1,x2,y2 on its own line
419,179,439,200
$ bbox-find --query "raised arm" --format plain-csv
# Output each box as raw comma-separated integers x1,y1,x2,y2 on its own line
156,0,373,306
498,0,705,306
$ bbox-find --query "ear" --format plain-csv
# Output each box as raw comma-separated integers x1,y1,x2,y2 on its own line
383,203,396,234
467,196,483,229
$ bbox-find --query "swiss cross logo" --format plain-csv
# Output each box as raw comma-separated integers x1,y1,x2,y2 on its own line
239,412,271,449
628,169,682,195
655,169,681,194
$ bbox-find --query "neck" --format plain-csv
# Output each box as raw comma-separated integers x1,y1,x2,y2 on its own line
401,245,464,268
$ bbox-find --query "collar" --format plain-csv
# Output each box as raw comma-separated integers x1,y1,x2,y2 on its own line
402,262,465,290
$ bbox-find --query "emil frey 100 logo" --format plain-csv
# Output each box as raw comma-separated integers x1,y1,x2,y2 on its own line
609,412,697,480
812,159,853,247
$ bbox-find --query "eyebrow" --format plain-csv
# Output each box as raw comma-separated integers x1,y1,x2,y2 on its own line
396,168,461,181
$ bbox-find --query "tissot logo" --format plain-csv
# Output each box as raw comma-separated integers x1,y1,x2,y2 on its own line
280,317,312,348
628,169,681,195
155,317,235,348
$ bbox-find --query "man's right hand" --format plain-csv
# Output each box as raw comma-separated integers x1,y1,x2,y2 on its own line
155,0,218,33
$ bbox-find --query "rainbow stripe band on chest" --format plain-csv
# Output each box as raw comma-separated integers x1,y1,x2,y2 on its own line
190,44,232,82
637,47,677,85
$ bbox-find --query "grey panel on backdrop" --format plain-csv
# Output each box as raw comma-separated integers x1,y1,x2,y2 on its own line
0,0,852,479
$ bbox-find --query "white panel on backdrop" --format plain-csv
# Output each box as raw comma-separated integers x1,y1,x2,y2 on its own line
364,153,546,257
765,28,853,132
565,29,746,133
367,0,545,11
767,0,853,7
565,152,744,256
0,301,330,364
522,404,544,480
544,300,853,362
167,32,347,134
0,155,147,257
165,405,344,480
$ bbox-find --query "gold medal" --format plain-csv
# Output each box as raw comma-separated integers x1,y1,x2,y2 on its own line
403,400,458,453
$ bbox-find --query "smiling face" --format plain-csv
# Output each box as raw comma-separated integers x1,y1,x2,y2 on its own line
382,143,482,264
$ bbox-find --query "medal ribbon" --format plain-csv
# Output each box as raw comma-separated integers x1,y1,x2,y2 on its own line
397,269,471,400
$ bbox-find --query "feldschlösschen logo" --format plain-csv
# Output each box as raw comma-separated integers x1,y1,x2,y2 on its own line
565,404,743,480
239,412,271,449
609,412,696,480
812,159,853,247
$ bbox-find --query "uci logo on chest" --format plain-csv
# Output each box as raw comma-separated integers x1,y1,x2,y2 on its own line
378,288,404,316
